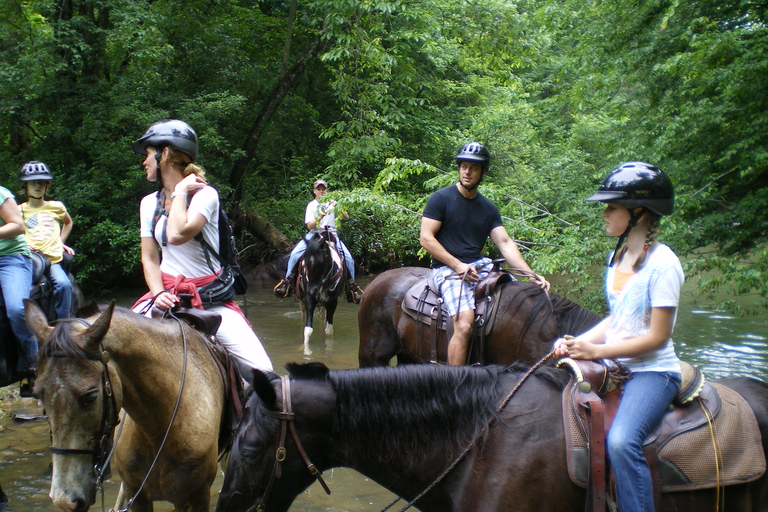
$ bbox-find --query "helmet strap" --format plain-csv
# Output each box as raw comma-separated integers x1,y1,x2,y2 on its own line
608,209,643,267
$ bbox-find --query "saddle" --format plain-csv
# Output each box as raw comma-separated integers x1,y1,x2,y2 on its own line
559,358,766,511
400,271,512,363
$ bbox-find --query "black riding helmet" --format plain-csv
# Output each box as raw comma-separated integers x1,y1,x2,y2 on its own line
586,161,674,216
19,161,54,182
588,162,674,266
132,119,199,162
455,142,490,170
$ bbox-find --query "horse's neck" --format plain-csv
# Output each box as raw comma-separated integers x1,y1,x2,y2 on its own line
104,320,215,425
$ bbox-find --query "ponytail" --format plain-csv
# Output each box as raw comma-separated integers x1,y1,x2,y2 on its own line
632,213,659,272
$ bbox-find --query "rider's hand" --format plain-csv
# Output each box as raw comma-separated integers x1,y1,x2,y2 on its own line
532,274,550,292
155,290,178,311
62,244,75,255
455,263,479,282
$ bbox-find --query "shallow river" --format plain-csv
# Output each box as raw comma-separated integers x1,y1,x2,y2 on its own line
1,274,768,511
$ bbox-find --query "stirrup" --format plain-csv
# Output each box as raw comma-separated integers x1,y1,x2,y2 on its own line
273,278,289,298
348,282,363,304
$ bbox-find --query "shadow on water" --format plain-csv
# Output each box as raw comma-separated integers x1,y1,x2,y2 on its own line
2,275,768,510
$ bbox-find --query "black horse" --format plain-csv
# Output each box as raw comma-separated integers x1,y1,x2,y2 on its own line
218,362,768,512
0,251,81,387
295,229,345,357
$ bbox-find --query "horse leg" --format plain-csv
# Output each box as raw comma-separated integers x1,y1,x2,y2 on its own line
325,297,338,351
303,296,317,357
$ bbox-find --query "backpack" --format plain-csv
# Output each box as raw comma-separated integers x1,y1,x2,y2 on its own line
151,190,248,296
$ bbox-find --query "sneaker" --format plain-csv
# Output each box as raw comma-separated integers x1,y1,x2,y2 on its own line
347,282,364,304
273,278,291,298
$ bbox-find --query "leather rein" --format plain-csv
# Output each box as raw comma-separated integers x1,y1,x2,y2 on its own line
251,375,330,512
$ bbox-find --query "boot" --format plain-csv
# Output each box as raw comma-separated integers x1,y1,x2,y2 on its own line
347,281,364,304
273,275,294,298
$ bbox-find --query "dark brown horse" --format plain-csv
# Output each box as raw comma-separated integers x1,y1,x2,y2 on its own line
358,267,601,367
217,362,768,512
296,229,345,357
25,300,231,512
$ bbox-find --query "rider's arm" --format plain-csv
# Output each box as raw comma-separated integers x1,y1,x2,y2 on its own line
419,216,471,275
166,175,208,245
555,307,676,360
490,226,549,290
60,211,73,244
0,197,25,239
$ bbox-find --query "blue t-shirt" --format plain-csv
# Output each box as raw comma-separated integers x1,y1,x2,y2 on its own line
422,185,503,268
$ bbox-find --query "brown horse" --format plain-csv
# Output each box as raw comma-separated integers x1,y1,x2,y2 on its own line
358,267,602,367
217,362,768,512
25,300,230,512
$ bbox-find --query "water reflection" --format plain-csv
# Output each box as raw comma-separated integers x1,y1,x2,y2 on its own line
1,276,768,511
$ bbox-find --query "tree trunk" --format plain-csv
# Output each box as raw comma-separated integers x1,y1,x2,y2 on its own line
230,33,330,202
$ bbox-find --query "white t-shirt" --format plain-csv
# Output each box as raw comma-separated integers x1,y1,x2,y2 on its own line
304,199,338,232
139,186,220,278
605,243,683,374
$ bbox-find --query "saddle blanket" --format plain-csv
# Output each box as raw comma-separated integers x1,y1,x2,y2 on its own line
562,380,766,492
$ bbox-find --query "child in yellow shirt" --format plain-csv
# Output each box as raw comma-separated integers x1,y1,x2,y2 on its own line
18,162,74,320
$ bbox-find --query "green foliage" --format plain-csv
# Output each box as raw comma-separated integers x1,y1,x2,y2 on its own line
0,0,766,316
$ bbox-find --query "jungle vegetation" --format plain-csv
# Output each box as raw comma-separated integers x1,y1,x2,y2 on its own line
1,0,766,314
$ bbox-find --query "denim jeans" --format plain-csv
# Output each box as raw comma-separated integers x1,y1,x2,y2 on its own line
0,254,38,371
607,370,681,512
285,232,356,280
49,262,72,319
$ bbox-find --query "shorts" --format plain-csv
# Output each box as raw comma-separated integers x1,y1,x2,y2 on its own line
430,257,493,317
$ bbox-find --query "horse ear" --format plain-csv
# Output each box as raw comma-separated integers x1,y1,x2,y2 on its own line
249,369,278,409
81,300,116,353
286,362,330,380
24,298,53,342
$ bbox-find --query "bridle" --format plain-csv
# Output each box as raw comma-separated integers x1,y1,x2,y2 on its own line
48,319,120,494
250,375,330,512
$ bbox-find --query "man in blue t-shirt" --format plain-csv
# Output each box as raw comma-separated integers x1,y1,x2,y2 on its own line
420,142,550,365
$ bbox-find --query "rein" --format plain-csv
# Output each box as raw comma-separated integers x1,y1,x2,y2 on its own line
252,375,331,512
113,308,189,512
48,319,120,495
380,351,556,512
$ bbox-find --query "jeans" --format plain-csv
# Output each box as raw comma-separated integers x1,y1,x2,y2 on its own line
285,232,356,280
0,254,38,371
607,370,681,512
49,262,72,319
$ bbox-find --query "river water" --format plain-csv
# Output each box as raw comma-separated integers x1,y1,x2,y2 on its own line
1,274,767,511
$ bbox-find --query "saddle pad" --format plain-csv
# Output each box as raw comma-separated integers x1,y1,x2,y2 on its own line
562,380,766,492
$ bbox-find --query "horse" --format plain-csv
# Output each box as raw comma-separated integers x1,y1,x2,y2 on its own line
0,251,82,387
358,266,602,367
24,299,233,512
216,362,768,512
295,229,345,356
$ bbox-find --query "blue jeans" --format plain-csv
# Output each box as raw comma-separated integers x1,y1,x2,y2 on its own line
49,262,72,319
607,370,681,512
285,233,356,280
0,254,38,371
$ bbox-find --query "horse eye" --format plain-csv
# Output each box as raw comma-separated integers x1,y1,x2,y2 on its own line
79,389,99,407
240,445,263,460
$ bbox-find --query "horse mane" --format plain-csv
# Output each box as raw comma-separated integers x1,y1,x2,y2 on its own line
502,280,602,340
320,363,569,470
550,294,602,337
41,321,94,361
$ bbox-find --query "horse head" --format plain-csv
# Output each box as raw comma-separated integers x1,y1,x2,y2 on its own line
217,362,334,512
25,300,121,512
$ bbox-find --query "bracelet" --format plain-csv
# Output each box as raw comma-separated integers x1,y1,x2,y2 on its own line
171,192,187,199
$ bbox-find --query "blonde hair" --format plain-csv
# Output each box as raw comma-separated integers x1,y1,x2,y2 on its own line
167,147,206,181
